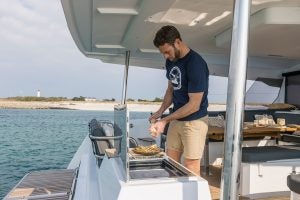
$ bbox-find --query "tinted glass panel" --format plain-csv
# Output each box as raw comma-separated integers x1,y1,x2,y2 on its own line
245,78,282,104
286,74,300,108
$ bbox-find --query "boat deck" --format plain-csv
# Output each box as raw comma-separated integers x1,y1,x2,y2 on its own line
202,165,290,200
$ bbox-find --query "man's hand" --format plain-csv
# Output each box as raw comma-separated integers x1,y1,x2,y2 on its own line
149,81,173,122
149,109,163,122
148,119,167,138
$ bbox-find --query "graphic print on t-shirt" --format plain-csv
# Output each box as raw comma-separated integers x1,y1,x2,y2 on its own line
169,66,181,90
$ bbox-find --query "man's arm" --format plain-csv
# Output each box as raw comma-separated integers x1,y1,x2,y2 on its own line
149,81,173,121
163,92,203,123
150,92,203,137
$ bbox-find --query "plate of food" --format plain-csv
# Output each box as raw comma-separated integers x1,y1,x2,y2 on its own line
132,144,161,156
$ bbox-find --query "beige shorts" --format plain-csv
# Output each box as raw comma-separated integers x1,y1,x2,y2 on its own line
166,115,208,159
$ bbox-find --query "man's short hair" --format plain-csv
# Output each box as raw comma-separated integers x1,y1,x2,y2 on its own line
153,25,182,48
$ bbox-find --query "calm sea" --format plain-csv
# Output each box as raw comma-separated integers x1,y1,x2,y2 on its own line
0,109,150,199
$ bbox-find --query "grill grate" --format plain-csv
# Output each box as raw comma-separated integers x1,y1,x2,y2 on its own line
128,149,165,160
5,169,77,200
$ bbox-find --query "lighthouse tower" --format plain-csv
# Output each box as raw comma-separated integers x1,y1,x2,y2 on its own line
37,90,41,97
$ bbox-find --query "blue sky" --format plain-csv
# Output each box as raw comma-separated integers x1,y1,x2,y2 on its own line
0,0,229,103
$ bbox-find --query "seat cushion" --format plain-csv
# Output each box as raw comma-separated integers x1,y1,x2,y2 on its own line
242,146,300,163
287,174,300,194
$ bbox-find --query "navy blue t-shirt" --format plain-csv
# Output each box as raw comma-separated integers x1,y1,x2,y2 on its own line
166,49,209,121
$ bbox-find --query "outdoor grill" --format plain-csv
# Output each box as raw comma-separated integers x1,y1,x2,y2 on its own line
90,105,195,182
92,105,211,199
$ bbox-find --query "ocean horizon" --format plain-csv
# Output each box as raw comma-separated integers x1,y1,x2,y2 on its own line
0,109,150,199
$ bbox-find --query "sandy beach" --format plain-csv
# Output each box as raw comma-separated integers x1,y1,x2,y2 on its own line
0,100,226,112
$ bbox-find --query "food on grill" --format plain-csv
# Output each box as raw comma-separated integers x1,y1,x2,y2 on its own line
132,144,161,155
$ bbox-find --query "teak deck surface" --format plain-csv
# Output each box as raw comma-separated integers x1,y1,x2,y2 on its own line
201,165,290,200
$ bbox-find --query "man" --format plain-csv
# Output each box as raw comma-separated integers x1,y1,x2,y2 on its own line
149,25,209,176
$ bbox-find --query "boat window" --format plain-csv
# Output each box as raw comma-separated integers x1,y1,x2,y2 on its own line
245,77,283,104
285,72,300,108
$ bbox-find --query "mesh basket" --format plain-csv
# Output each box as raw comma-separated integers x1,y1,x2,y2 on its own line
208,115,225,127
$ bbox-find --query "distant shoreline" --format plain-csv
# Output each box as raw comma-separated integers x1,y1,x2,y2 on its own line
0,100,227,112
0,100,162,112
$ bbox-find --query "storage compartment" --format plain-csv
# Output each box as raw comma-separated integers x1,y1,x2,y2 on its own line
240,146,300,198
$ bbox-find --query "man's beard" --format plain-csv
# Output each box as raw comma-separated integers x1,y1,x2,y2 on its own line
172,46,181,62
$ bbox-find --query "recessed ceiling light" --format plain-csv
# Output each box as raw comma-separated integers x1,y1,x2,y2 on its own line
139,49,160,53
189,13,208,26
205,11,231,26
95,44,125,49
97,8,138,15
252,0,282,5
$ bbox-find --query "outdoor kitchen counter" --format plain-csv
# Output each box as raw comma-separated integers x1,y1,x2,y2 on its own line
203,123,298,175
208,123,297,140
